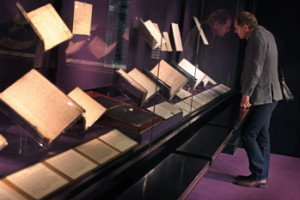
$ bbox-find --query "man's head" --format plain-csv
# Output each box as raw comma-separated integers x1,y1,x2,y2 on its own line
205,9,232,37
234,11,258,39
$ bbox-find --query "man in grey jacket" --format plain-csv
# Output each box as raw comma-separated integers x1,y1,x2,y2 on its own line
233,11,282,188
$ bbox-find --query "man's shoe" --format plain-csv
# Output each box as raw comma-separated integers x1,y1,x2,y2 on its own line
235,174,254,180
234,179,267,188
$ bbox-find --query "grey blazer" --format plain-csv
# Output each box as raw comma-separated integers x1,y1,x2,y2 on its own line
241,26,283,106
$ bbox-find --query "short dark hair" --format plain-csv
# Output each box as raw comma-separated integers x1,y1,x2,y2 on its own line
235,11,258,29
204,9,232,25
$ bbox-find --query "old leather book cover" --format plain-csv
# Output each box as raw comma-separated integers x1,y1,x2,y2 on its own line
171,60,197,87
141,67,171,100
178,58,206,89
150,60,188,100
114,68,147,106
128,68,160,101
114,68,160,106
137,18,166,49
99,104,163,133
0,69,84,147
85,91,164,133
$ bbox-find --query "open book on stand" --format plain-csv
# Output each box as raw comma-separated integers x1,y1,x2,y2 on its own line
174,58,217,89
137,18,166,49
143,60,188,100
16,2,73,51
114,68,160,106
68,87,107,130
0,69,85,147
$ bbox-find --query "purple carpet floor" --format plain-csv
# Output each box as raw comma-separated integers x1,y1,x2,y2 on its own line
186,148,300,200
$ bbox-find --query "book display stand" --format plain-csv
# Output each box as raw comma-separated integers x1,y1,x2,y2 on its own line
0,1,243,199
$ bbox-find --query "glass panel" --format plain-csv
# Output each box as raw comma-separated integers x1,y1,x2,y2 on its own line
0,0,244,181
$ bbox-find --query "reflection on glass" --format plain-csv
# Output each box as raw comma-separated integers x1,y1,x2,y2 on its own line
180,9,232,85
0,13,36,56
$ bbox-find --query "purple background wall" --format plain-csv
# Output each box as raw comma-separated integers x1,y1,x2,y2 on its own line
254,0,300,157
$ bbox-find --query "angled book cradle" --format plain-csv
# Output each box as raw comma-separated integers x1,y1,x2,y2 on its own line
137,18,166,49
193,17,209,45
147,60,188,100
0,69,85,147
152,23,173,52
141,67,171,100
16,2,73,51
176,58,217,89
68,87,107,130
177,58,206,89
114,68,160,106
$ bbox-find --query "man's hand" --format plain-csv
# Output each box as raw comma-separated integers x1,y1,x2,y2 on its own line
240,94,251,109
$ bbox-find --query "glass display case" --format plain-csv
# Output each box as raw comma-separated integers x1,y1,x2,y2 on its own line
0,0,249,199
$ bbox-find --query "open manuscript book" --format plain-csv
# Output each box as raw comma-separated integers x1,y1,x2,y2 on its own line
0,69,84,147
114,68,160,106
176,58,217,89
16,2,73,51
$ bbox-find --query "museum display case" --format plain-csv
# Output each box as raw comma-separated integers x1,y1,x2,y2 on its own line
0,0,248,199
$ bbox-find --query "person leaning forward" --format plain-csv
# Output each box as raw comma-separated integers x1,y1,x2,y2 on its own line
233,11,282,188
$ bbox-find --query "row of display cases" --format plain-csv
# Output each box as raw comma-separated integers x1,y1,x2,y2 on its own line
0,76,235,199
0,0,248,199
